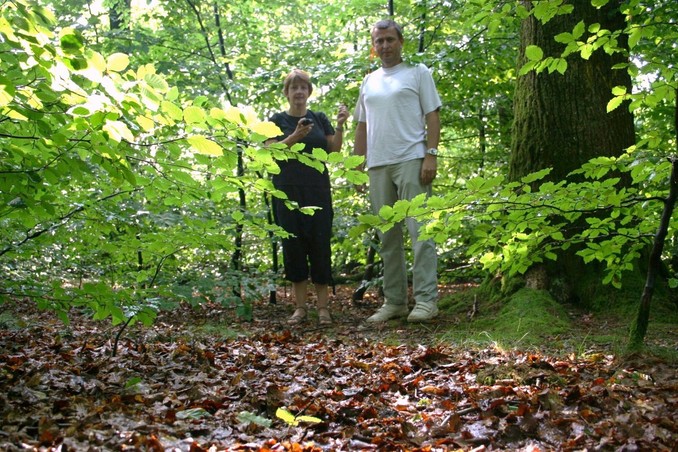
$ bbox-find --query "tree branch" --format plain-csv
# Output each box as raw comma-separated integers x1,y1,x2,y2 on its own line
0,188,142,258
183,0,231,97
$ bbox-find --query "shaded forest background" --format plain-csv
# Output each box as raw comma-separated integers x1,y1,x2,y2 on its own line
0,0,677,349
1,1,677,450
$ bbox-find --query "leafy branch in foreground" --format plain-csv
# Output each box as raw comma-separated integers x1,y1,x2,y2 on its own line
354,150,676,290
0,1,373,330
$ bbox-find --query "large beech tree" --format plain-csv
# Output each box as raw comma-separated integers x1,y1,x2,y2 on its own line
508,0,638,303
510,1,636,182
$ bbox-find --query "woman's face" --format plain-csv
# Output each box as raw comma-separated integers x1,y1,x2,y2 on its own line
286,80,311,107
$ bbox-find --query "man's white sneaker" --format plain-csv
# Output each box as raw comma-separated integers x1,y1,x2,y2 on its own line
366,304,409,323
407,303,439,322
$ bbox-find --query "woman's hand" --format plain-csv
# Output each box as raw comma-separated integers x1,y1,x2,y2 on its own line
336,104,349,128
293,118,314,140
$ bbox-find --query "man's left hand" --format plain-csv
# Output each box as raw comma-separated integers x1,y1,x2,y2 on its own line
420,155,437,185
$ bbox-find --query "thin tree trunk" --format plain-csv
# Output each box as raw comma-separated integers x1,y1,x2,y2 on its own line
352,232,380,303
629,92,678,349
478,104,486,172
265,192,278,304
418,4,426,53
213,3,245,302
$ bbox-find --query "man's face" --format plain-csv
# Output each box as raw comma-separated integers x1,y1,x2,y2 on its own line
371,26,403,68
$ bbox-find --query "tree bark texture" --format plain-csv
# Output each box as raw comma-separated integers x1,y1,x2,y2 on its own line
510,0,635,183
509,1,638,304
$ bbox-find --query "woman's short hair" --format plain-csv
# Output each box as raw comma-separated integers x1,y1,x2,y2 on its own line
283,69,313,95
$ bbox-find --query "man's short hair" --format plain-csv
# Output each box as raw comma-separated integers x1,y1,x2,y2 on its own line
372,19,403,40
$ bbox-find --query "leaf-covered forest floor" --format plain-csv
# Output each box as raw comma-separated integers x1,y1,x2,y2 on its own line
1,283,676,451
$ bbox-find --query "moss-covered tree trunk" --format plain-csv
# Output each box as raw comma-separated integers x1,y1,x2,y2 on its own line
509,0,637,304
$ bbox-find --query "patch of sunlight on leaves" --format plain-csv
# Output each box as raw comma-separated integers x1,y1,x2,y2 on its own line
187,135,222,156
106,53,129,72
275,408,321,426
250,120,282,138
183,105,206,124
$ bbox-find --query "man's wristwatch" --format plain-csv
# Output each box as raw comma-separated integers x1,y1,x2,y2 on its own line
426,148,438,156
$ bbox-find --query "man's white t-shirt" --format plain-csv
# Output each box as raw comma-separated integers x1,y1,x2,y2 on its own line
355,62,442,169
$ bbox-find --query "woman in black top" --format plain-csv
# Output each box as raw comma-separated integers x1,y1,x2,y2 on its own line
266,69,348,325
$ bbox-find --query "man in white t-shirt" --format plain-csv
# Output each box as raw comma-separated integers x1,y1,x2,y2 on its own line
354,19,441,323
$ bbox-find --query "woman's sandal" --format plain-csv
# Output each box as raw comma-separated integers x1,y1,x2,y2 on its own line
287,307,307,325
318,307,332,325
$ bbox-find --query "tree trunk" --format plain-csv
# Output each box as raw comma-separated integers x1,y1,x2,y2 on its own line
629,93,678,348
629,158,678,349
511,0,635,182
509,0,636,303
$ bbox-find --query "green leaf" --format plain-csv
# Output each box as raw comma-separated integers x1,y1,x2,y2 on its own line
176,408,212,420
611,86,627,96
606,96,624,113
572,21,585,39
136,114,155,132
183,105,206,124
0,76,16,107
161,100,183,121
166,86,179,101
124,376,142,388
275,408,321,426
59,28,84,54
580,44,593,60
525,45,543,61
521,168,551,184
103,120,134,143
107,53,129,72
519,60,538,76
628,26,642,49
327,152,344,164
312,147,328,161
232,210,244,222
187,135,222,156
237,411,272,428
554,32,573,44
250,121,282,138
344,155,365,169
555,58,567,75
144,73,169,92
